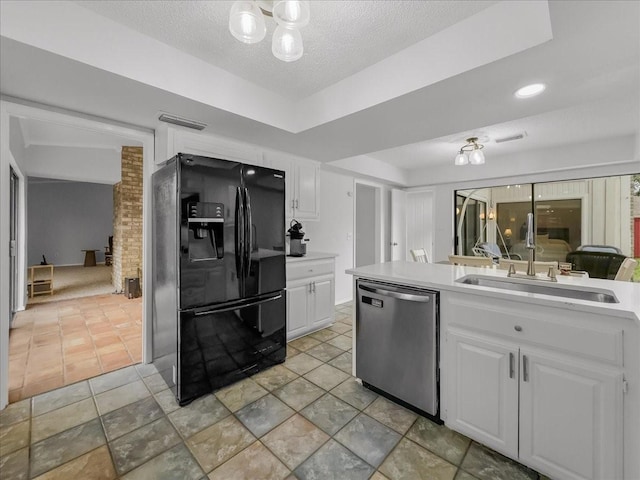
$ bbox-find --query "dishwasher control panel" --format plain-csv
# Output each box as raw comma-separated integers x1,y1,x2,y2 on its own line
362,296,383,308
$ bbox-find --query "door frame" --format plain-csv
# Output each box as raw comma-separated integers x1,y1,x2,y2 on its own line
9,166,23,326
0,99,155,409
353,179,384,266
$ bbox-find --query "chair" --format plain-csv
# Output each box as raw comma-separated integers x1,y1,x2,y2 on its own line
614,257,637,281
577,245,623,255
27,265,54,298
498,259,559,275
105,235,113,266
410,249,429,263
448,255,493,267
566,251,627,280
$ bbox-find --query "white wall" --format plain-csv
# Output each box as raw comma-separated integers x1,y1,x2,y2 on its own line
25,145,121,184
27,180,113,266
303,171,355,305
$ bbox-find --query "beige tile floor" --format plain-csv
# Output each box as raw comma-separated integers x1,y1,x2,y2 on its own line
9,294,142,403
0,303,547,480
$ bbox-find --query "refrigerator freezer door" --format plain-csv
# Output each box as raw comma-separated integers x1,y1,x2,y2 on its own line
178,291,286,405
242,166,286,298
179,156,244,309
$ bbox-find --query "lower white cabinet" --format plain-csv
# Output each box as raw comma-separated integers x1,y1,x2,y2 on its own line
286,257,335,340
447,327,623,480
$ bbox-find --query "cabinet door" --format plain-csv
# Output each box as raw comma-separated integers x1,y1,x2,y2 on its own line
519,349,623,480
311,278,334,326
446,329,519,458
263,155,294,218
294,163,319,220
286,283,309,338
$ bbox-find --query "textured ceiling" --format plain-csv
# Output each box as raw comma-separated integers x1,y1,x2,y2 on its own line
74,0,497,100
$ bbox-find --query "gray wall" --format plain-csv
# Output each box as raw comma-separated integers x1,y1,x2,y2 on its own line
28,180,113,266
356,184,376,267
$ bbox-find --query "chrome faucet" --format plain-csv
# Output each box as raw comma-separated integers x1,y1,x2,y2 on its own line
525,212,536,277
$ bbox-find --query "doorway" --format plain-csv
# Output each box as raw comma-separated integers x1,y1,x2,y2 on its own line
9,168,18,324
0,100,154,409
355,182,383,268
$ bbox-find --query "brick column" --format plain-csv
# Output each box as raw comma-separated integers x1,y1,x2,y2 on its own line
112,147,143,292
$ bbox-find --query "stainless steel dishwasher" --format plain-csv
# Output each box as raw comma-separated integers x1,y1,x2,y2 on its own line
356,279,439,419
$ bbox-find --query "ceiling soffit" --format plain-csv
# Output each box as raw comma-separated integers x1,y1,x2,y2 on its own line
0,1,552,133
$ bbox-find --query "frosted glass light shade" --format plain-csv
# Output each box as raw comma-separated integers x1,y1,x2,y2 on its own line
272,25,303,61
229,1,266,44
469,149,485,165
273,0,310,27
454,152,469,166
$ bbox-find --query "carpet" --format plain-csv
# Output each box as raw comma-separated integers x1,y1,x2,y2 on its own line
28,264,114,305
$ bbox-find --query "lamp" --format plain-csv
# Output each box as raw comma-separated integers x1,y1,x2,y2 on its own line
454,137,485,166
229,0,309,62
504,228,513,238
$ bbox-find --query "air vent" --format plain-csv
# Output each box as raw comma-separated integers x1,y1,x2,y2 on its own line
158,113,207,131
495,132,527,144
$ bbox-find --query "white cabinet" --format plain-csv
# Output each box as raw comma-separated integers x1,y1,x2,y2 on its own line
263,152,320,221
286,257,335,340
293,163,319,220
447,330,518,458
443,293,624,480
519,349,622,480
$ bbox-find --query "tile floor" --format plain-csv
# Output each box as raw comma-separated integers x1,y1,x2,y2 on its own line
8,294,142,403
0,303,546,480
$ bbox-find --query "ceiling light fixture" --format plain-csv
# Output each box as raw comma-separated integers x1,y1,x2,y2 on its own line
514,83,546,98
454,137,485,166
229,0,309,62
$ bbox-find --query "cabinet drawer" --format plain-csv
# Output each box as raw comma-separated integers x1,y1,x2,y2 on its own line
287,259,334,281
443,292,624,366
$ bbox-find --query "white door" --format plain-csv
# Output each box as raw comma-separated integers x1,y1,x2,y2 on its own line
447,330,519,458
390,188,406,261
406,190,433,262
286,283,309,338
519,349,623,480
311,278,333,326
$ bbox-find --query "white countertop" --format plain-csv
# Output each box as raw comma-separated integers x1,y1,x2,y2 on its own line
286,252,338,263
347,261,640,322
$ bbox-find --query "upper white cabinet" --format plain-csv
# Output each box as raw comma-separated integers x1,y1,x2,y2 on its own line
156,126,320,220
442,293,625,480
263,152,320,221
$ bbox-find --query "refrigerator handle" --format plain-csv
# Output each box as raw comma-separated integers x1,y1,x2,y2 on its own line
235,187,244,282
244,187,252,278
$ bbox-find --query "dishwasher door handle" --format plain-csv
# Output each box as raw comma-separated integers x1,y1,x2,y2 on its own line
358,283,431,302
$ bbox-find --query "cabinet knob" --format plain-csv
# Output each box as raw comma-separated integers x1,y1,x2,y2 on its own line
308,269,313,272
514,325,523,332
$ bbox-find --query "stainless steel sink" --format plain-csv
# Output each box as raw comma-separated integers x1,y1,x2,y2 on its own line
456,275,619,303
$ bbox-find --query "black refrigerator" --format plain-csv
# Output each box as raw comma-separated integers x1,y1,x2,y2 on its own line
152,153,286,406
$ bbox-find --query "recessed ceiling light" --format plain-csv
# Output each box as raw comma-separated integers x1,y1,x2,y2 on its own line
514,83,546,99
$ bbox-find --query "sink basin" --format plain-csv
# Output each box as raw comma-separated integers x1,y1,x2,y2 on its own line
456,275,619,303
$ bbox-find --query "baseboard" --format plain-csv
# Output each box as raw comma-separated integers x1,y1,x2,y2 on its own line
335,297,353,306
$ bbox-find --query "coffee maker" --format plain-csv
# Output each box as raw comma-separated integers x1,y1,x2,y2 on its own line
287,220,308,257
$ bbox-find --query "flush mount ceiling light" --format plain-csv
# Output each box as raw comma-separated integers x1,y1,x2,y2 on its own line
229,0,309,62
514,83,546,98
454,137,485,166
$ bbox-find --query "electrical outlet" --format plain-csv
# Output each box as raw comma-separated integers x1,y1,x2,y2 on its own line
347,233,353,241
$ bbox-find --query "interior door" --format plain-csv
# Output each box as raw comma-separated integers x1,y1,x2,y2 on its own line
9,168,18,322
391,189,407,261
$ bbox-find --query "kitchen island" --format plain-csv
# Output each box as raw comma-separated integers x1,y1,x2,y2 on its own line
347,261,640,480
